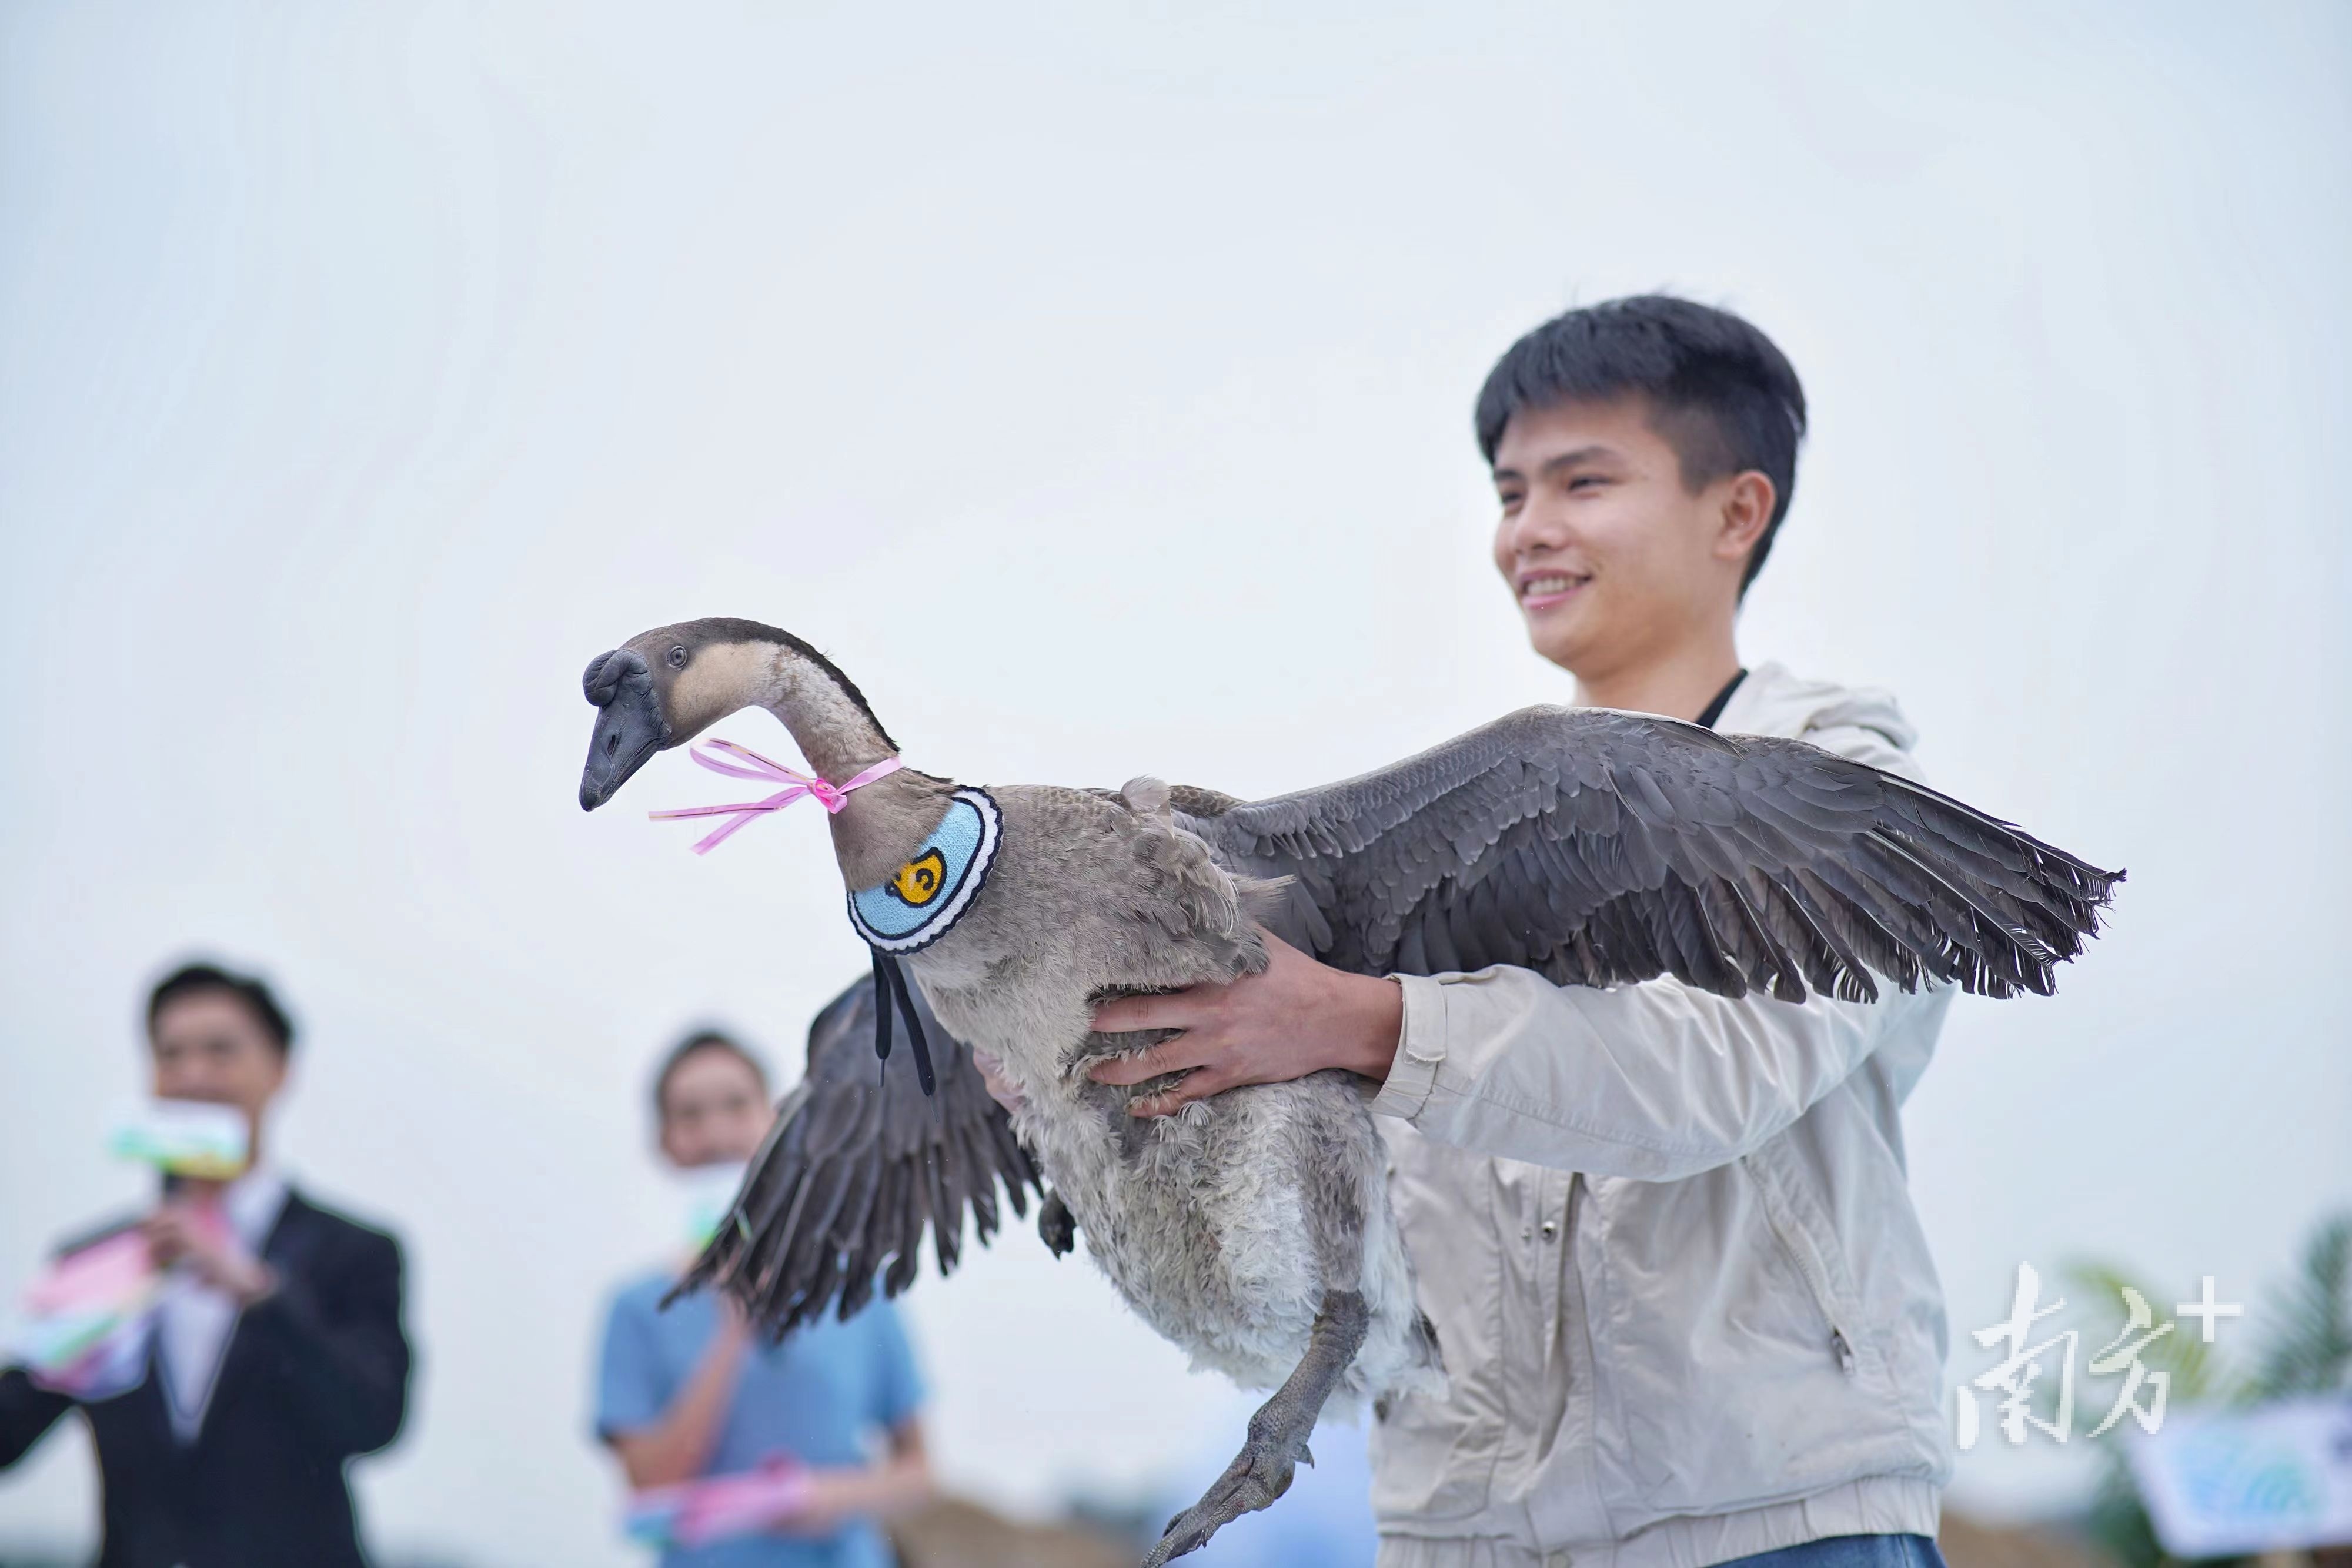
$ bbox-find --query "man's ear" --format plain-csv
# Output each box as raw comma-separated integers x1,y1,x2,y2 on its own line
1713,470,1776,563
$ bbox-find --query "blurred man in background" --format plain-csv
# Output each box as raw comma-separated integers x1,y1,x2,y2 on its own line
596,1028,932,1568
0,960,412,1568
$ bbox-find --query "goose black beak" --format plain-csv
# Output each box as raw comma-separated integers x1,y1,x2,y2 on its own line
579,648,669,811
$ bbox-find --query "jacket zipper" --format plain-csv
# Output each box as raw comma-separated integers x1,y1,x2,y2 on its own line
1747,1159,1858,1376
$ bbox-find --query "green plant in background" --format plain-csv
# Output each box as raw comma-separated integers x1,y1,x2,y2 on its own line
2064,1211,2351,1568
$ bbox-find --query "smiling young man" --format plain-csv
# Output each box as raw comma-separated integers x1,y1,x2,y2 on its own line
1086,296,1957,1568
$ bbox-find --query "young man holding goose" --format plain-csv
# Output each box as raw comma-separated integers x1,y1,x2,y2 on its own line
1084,296,1959,1568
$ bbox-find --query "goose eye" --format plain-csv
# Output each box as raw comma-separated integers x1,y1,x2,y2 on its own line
667,645,688,668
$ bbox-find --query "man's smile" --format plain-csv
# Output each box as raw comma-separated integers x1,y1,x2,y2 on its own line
1518,570,1593,610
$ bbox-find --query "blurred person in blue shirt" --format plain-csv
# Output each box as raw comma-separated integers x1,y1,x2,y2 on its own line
595,1028,931,1568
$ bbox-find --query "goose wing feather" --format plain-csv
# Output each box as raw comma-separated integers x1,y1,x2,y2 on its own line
676,973,1043,1334
1186,706,2120,1002
688,707,2119,1334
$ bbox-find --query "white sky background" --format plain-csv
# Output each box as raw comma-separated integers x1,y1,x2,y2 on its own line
2,2,2347,1562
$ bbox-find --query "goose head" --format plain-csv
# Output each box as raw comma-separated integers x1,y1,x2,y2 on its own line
577,617,898,812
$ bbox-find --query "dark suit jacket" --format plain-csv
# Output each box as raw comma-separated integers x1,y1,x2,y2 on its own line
0,1190,411,1568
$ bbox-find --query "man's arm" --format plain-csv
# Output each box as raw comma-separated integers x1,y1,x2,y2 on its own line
233,1225,412,1457
603,1298,751,1490
1364,963,1943,1178
1090,930,1942,1181
1088,932,1402,1115
1088,723,1946,1174
787,1418,932,1533
0,1369,73,1470
141,1201,410,1456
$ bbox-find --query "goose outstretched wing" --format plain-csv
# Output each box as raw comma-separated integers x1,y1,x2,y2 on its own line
677,974,1043,1334
1187,706,2120,1002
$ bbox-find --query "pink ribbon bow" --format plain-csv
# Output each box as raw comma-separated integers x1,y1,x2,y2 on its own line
649,738,903,855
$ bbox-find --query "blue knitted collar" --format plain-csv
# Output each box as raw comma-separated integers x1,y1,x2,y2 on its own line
846,787,1003,955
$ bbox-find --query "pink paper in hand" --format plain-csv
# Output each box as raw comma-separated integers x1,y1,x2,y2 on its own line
625,1456,811,1548
9,1206,231,1399
42,1316,152,1398
23,1231,155,1317
675,1458,813,1545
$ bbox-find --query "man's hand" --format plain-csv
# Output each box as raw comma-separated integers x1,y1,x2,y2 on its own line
1087,930,1401,1117
142,1202,275,1306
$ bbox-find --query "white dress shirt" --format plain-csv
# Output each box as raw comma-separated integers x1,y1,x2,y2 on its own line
153,1164,289,1443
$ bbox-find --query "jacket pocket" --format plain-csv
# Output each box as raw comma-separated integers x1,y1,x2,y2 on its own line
1587,1157,1907,1519
1741,1153,1862,1379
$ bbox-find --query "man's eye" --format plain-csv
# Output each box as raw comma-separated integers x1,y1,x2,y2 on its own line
1567,475,1605,492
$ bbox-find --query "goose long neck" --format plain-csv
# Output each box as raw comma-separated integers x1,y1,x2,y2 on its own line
753,644,951,889
757,646,895,785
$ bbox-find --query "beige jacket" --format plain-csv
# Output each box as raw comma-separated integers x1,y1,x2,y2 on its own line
1367,664,1956,1568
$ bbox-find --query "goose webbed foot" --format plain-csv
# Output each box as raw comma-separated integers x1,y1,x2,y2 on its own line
1141,1289,1368,1567
1143,1416,1311,1567
1038,1191,1077,1258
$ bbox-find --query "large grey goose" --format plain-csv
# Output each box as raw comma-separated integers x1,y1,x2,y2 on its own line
576,616,2120,1565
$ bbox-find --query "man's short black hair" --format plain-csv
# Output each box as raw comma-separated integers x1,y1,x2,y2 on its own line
1475,294,1808,594
146,961,296,1056
651,1028,771,1119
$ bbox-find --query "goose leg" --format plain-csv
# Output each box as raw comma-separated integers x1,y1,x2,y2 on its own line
1141,1289,1369,1568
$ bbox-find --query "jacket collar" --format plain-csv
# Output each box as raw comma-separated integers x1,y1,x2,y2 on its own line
1715,660,1917,750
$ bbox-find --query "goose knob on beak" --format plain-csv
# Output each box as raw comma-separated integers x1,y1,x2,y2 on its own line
579,647,668,811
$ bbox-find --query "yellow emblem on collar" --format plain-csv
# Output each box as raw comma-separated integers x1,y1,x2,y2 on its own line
890,848,948,908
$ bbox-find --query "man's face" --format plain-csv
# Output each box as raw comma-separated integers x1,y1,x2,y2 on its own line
657,1048,774,1169
149,990,289,1146
1489,397,1756,679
